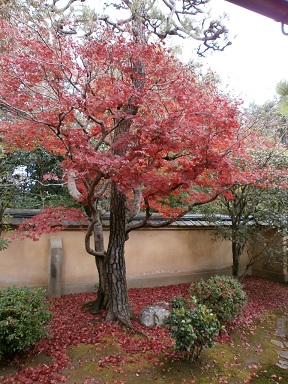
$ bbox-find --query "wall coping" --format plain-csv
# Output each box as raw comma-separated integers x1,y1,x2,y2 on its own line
4,208,232,229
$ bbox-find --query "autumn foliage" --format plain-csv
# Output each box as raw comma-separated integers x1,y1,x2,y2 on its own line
0,18,245,217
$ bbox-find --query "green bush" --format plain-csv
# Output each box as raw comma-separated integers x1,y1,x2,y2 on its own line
0,286,51,359
164,296,224,361
189,275,247,323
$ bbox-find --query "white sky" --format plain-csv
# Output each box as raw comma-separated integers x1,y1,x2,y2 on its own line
196,0,288,105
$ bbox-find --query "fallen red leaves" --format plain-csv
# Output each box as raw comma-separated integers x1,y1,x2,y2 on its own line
1,277,287,383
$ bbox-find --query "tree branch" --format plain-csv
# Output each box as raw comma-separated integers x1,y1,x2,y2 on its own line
126,187,142,222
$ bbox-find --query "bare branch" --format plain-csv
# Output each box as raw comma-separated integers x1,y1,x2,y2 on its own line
51,0,84,13
126,188,224,234
85,212,106,257
67,172,82,202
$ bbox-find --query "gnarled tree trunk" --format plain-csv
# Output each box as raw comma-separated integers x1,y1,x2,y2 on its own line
92,256,109,313
105,182,131,324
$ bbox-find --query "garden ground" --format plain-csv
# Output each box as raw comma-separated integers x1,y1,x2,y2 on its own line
0,276,287,384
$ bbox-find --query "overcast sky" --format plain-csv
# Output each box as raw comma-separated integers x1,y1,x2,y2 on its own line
196,0,288,105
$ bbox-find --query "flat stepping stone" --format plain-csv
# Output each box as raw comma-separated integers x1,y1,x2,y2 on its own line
275,317,286,338
277,350,288,359
271,339,284,348
274,317,288,370
276,360,288,370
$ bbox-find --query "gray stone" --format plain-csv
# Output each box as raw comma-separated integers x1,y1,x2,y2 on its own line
277,350,288,359
275,317,286,338
276,360,288,370
140,302,170,327
271,339,284,348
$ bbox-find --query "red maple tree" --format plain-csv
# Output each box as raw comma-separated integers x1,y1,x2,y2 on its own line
0,17,269,324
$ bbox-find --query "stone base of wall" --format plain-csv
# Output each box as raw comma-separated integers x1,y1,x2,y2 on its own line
62,283,97,295
252,268,288,284
126,268,232,288
60,267,233,295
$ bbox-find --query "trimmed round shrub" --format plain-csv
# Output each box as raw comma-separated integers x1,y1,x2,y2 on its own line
189,275,247,323
0,286,51,359
164,296,224,361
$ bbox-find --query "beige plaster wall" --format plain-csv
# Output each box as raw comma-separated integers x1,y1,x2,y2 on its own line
0,234,50,287
0,227,235,293
125,228,232,286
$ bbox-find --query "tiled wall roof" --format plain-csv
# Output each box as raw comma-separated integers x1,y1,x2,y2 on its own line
4,209,232,228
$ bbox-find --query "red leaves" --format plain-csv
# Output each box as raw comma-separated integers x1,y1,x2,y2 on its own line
0,18,251,217
13,207,88,241
2,14,284,224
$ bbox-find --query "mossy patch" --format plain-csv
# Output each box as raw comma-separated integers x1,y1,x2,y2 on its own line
249,364,288,383
66,343,103,364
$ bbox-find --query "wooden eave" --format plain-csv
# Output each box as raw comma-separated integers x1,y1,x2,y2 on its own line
225,0,288,25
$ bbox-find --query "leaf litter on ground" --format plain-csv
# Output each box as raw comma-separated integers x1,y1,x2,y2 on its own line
0,276,287,383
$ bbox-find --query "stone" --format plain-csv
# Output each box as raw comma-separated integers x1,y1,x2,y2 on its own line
271,339,284,348
277,350,288,359
276,360,288,370
139,302,170,327
275,317,286,338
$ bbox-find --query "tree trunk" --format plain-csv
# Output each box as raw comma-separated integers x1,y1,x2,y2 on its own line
83,210,109,314
102,5,146,323
92,257,109,313
231,228,245,278
0,203,4,238
93,213,109,312
105,182,131,324
232,240,240,277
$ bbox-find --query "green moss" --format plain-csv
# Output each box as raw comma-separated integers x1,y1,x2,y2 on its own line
65,340,125,383
66,343,102,363
250,364,288,383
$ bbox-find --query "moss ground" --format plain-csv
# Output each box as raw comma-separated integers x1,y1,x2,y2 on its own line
0,297,287,383
59,308,287,383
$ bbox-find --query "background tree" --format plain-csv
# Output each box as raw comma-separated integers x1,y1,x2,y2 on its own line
0,144,78,250
276,79,288,144
203,181,288,278
0,0,230,54
92,0,231,55
199,104,288,278
247,100,285,143
7,148,78,209
0,144,16,250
